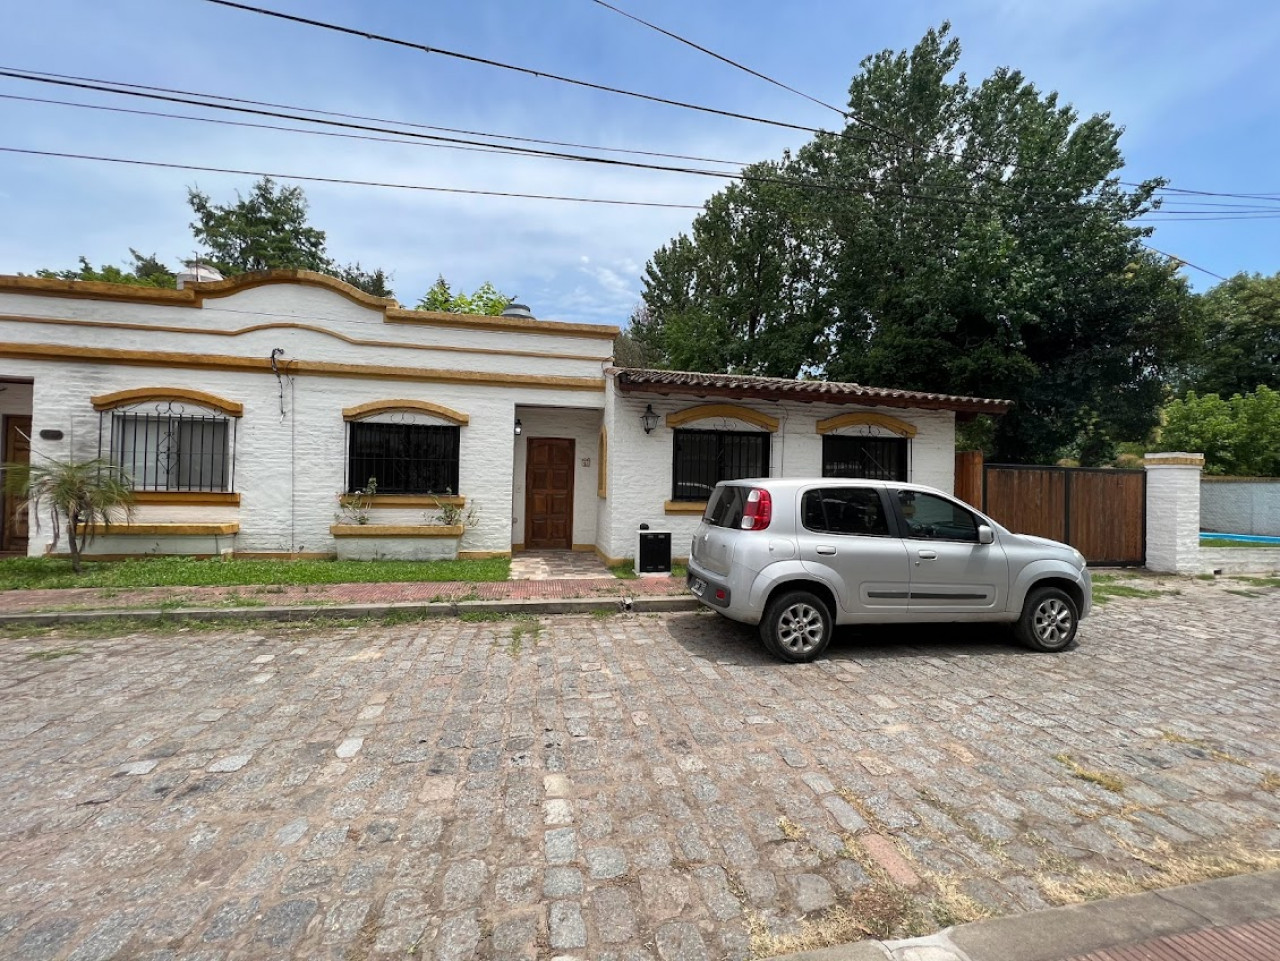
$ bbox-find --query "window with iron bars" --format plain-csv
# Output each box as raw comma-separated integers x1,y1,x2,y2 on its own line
822,435,908,481
347,422,460,494
672,428,770,501
105,410,235,491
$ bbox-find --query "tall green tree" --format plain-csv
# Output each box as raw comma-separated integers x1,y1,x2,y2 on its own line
639,24,1198,463
415,276,512,315
1183,272,1280,397
637,163,835,377
34,250,176,288
1159,386,1280,476
188,176,330,275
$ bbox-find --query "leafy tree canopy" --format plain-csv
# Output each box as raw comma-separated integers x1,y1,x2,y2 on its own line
415,276,512,315
1183,272,1280,398
1158,386,1280,476
32,177,396,299
34,250,176,289
636,24,1199,463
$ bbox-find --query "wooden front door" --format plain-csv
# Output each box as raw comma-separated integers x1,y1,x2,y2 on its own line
525,438,574,550
3,416,32,551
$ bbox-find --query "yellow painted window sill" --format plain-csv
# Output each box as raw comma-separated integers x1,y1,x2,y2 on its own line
131,491,241,506
664,500,708,515
339,494,465,509
330,524,464,538
75,522,240,536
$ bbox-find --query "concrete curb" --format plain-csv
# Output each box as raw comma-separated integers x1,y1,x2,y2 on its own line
768,869,1280,960
0,594,701,628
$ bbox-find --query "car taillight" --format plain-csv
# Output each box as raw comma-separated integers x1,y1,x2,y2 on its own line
740,488,772,531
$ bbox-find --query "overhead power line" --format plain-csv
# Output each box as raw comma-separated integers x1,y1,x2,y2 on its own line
585,0,850,120
201,0,877,145
3,66,748,168
1139,242,1228,281
0,146,704,209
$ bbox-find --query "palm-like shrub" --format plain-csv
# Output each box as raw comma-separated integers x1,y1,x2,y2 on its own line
4,456,135,572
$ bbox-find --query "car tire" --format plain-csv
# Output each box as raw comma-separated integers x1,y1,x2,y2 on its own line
760,590,833,663
1014,586,1079,652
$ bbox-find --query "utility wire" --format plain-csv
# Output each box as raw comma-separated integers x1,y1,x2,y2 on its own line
201,0,879,144
0,71,1071,212
2,66,749,168
0,146,705,209
585,0,850,120
1139,243,1228,281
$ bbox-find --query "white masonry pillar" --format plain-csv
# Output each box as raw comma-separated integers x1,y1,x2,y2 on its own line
1144,452,1204,574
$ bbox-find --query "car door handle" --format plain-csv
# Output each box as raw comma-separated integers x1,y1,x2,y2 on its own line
917,550,938,560
815,545,837,555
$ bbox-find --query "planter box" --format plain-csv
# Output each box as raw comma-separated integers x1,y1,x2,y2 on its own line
329,524,464,561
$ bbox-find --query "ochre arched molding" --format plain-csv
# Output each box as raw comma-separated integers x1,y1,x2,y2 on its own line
665,403,779,432
342,399,470,425
597,426,608,498
91,387,243,416
816,412,917,438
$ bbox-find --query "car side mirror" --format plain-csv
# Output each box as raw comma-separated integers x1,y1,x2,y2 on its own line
977,524,994,545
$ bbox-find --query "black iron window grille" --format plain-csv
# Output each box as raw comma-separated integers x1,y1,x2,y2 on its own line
103,406,235,492
822,435,908,481
672,428,770,501
347,422,460,494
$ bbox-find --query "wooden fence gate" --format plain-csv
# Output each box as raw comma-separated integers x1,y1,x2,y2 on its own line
956,456,1146,566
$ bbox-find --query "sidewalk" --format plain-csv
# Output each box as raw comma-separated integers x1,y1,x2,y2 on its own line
773,870,1280,961
0,569,697,625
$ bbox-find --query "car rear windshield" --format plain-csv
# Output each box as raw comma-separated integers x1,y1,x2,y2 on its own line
703,484,748,529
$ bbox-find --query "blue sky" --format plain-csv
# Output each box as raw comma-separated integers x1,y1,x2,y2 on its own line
3,0,1278,325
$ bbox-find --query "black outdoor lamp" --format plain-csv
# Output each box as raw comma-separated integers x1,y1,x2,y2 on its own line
641,404,660,434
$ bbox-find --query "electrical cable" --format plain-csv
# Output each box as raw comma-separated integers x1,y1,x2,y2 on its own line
0,145,705,209
1,65,749,168
200,0,889,146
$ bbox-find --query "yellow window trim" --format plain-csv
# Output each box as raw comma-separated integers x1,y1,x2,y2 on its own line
74,522,240,536
91,387,244,417
337,494,465,508
816,412,918,438
342,400,469,425
330,524,464,537
664,500,709,514
130,491,240,506
597,426,608,498
665,404,779,432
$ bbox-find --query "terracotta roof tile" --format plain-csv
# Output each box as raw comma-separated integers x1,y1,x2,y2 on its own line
608,367,1012,415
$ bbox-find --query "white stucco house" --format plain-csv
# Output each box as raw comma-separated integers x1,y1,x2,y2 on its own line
0,270,1011,563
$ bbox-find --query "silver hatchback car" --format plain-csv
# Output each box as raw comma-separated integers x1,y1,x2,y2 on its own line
686,478,1091,662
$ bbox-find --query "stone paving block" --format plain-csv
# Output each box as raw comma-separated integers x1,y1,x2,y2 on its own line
205,754,252,773
548,901,586,950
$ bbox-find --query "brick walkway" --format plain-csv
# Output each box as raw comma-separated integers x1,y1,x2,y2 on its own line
0,572,688,616
1,578,1278,960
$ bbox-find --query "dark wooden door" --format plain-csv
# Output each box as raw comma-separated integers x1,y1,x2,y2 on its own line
3,416,31,551
525,438,574,550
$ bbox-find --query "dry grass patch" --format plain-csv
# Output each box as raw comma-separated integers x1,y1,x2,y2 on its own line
1038,842,1280,906
776,816,807,842
1053,753,1125,793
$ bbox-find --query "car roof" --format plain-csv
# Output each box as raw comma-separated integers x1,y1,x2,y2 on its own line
717,477,949,496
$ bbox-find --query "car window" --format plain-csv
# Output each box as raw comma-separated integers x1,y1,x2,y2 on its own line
801,488,890,536
895,490,979,542
704,485,747,529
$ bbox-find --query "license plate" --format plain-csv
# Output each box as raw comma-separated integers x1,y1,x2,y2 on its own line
689,577,706,597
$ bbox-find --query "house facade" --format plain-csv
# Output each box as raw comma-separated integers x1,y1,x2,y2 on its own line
0,271,1010,563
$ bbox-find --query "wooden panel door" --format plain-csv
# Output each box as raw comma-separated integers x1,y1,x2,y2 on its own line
3,416,31,551
525,438,574,550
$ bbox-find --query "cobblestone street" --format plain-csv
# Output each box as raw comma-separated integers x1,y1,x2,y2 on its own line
2,579,1278,960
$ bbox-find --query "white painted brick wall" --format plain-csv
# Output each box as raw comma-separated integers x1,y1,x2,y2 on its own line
511,406,602,548
0,282,610,557
599,377,957,561
1145,455,1204,573
1201,478,1280,537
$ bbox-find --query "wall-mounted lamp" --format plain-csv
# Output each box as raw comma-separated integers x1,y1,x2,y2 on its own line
641,404,660,434
514,418,523,436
